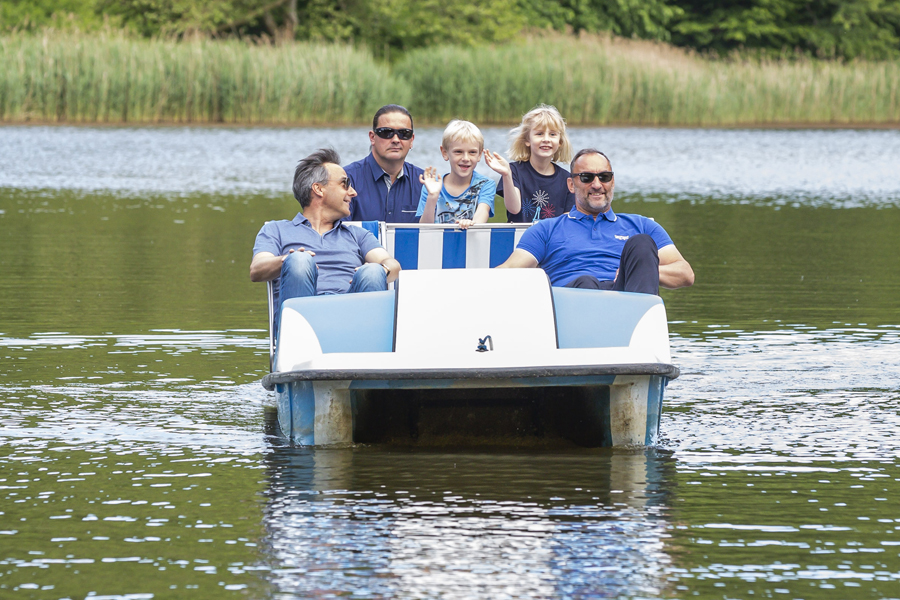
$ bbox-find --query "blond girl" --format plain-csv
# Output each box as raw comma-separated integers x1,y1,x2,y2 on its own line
484,105,574,222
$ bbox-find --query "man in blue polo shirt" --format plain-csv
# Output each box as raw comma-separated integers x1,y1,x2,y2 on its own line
344,104,425,223
251,148,402,332
498,148,694,295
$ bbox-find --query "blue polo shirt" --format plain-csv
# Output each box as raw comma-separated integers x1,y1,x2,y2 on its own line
516,207,673,286
253,213,382,305
345,153,425,223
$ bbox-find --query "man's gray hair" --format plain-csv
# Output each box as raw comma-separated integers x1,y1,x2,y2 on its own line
293,148,341,208
570,148,612,173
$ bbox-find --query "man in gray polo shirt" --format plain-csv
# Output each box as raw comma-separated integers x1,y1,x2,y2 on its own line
250,148,401,329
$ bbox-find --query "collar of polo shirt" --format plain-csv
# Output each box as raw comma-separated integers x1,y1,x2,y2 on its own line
568,207,617,222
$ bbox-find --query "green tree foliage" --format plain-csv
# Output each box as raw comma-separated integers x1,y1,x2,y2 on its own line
289,0,527,53
516,0,681,40
669,0,900,59
97,0,291,37
1,0,107,31
2,0,900,60
364,0,526,51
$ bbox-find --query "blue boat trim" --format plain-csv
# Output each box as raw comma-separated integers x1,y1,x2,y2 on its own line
644,375,665,445
488,228,515,268
359,220,380,238
262,363,679,390
442,229,466,268
293,380,315,445
394,228,419,270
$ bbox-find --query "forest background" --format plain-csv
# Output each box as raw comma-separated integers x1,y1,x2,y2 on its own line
6,0,900,60
2,0,900,126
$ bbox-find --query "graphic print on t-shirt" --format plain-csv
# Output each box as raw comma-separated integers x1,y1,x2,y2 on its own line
522,188,555,221
435,178,488,224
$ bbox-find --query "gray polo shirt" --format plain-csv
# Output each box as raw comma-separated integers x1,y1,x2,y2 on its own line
253,213,382,302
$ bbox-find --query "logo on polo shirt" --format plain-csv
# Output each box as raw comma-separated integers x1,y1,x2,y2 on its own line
615,235,630,241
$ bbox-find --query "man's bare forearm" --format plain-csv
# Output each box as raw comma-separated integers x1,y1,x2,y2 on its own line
250,252,282,282
659,260,695,289
381,257,401,283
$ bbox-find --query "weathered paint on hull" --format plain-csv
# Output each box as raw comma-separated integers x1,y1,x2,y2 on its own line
274,374,667,447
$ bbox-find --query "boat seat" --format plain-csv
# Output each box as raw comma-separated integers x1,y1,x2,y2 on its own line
553,287,671,362
275,290,395,372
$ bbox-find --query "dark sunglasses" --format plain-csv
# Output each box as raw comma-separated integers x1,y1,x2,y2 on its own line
321,176,350,190
374,127,414,141
572,171,614,184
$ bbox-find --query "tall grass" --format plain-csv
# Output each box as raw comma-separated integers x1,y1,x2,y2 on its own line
0,33,410,124
396,34,900,126
1,32,898,126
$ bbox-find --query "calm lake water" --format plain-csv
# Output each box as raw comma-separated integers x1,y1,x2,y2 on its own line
1,125,899,599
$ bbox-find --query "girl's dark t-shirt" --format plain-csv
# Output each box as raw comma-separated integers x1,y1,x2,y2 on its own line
497,160,576,223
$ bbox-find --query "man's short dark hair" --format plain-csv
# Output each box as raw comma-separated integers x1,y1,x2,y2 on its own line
293,148,341,208
372,104,414,131
570,148,612,173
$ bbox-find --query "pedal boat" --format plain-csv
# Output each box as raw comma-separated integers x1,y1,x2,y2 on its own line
261,267,679,447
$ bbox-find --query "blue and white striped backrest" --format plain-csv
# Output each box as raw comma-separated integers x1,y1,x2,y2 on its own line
384,223,531,270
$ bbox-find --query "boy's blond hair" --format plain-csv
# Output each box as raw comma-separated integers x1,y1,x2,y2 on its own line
441,120,484,151
508,104,572,163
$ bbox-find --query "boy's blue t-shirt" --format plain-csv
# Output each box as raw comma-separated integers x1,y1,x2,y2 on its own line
415,171,496,223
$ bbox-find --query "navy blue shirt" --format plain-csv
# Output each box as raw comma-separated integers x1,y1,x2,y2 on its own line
253,213,382,306
345,153,425,223
517,207,673,286
497,161,575,223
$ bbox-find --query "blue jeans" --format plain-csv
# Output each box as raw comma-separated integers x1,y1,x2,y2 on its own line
276,251,387,334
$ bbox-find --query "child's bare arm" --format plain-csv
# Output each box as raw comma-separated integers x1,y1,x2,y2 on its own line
418,167,441,223
473,202,491,224
484,150,520,214
456,202,492,229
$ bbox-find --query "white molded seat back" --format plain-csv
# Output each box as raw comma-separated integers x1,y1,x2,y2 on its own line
394,269,557,355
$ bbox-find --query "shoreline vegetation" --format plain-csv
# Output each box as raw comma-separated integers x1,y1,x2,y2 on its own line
2,32,899,127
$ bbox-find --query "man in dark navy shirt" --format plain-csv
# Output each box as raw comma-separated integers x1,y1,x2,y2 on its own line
344,104,425,223
498,149,694,295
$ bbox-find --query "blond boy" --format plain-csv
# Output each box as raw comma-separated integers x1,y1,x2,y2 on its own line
416,120,496,229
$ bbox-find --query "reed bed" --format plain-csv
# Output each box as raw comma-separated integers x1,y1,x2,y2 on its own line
396,34,900,126
0,33,409,124
1,32,898,126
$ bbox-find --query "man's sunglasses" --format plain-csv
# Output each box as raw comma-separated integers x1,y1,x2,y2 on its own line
374,127,414,140
321,176,351,190
572,171,614,184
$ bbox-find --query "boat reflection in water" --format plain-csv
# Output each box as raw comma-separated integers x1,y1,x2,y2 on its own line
259,422,677,598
